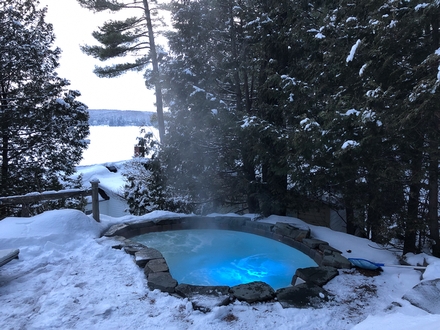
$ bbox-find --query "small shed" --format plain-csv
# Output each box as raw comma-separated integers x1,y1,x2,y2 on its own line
77,163,130,218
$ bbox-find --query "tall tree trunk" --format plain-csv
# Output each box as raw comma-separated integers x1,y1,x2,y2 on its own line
404,183,420,254
404,156,423,254
142,0,165,143
1,83,9,197
426,7,440,256
368,202,383,243
428,138,440,257
345,200,356,235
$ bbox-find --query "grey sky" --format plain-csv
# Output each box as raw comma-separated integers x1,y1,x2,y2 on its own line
41,0,155,111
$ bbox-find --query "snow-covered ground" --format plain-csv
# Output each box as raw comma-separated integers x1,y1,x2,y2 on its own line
1,208,440,329
1,129,439,329
79,126,158,166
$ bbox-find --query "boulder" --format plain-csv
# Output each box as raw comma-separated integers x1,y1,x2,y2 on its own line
144,258,169,275
147,272,177,293
122,240,147,255
402,278,440,314
321,251,352,269
273,222,310,241
292,266,339,287
135,248,163,267
302,238,328,249
276,283,331,309
230,281,275,303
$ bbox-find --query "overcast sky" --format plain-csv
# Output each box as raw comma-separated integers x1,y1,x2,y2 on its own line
40,0,156,111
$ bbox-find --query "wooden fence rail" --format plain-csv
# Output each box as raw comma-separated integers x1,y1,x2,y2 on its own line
0,180,101,222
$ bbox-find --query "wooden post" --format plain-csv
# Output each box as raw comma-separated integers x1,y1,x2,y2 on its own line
90,179,100,222
21,203,30,217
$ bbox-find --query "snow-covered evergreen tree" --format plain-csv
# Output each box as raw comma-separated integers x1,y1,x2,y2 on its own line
0,0,89,205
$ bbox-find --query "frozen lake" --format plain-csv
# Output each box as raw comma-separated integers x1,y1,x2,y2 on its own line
79,126,159,166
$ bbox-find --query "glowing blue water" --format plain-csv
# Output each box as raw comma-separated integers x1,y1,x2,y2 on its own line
133,229,317,289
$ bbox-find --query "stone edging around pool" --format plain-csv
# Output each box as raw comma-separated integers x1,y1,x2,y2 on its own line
103,216,352,310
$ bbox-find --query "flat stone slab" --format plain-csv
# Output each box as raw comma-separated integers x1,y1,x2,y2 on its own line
276,283,331,309
273,222,310,241
321,251,351,269
103,223,129,237
230,281,275,303
144,258,169,275
175,284,231,312
292,266,339,287
123,241,148,255
147,272,177,293
303,238,328,249
135,248,163,267
402,279,440,314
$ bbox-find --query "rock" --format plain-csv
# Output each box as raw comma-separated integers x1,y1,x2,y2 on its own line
276,283,331,309
175,284,231,312
302,238,328,249
122,240,147,255
147,272,177,293
292,266,339,287
321,251,352,269
273,222,310,241
402,279,440,314
109,236,128,249
135,248,163,267
230,281,275,303
144,258,169,275
103,223,129,237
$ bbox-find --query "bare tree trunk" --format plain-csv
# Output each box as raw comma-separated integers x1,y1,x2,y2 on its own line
142,0,165,143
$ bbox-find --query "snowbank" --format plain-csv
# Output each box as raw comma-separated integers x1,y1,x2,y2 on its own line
0,210,439,329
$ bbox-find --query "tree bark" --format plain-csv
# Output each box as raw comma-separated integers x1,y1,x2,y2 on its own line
1,83,9,196
428,139,440,257
404,155,423,254
142,0,165,143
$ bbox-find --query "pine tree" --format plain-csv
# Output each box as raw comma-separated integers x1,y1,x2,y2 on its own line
78,0,165,142
0,0,89,206
282,0,439,253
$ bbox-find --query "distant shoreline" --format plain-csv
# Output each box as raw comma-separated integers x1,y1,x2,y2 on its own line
88,109,156,127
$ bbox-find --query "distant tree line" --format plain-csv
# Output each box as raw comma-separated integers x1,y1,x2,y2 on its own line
88,110,155,127
123,0,440,257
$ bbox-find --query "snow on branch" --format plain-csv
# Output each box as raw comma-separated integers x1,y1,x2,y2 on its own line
190,85,205,97
346,39,361,63
341,140,359,149
436,48,440,82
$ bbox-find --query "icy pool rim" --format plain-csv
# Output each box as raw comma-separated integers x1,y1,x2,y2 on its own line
103,215,350,296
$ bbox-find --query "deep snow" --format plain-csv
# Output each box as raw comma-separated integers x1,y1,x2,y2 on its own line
1,129,440,329
1,208,440,329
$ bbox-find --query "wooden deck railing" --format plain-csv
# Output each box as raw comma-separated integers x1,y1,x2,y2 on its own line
0,180,101,222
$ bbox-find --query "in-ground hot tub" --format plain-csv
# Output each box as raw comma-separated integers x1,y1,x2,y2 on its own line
132,229,318,290
104,215,351,307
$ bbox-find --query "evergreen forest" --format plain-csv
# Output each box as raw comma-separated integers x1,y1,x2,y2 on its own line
123,0,440,257
2,0,440,258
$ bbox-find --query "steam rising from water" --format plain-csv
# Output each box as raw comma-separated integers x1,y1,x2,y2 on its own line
133,229,317,289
